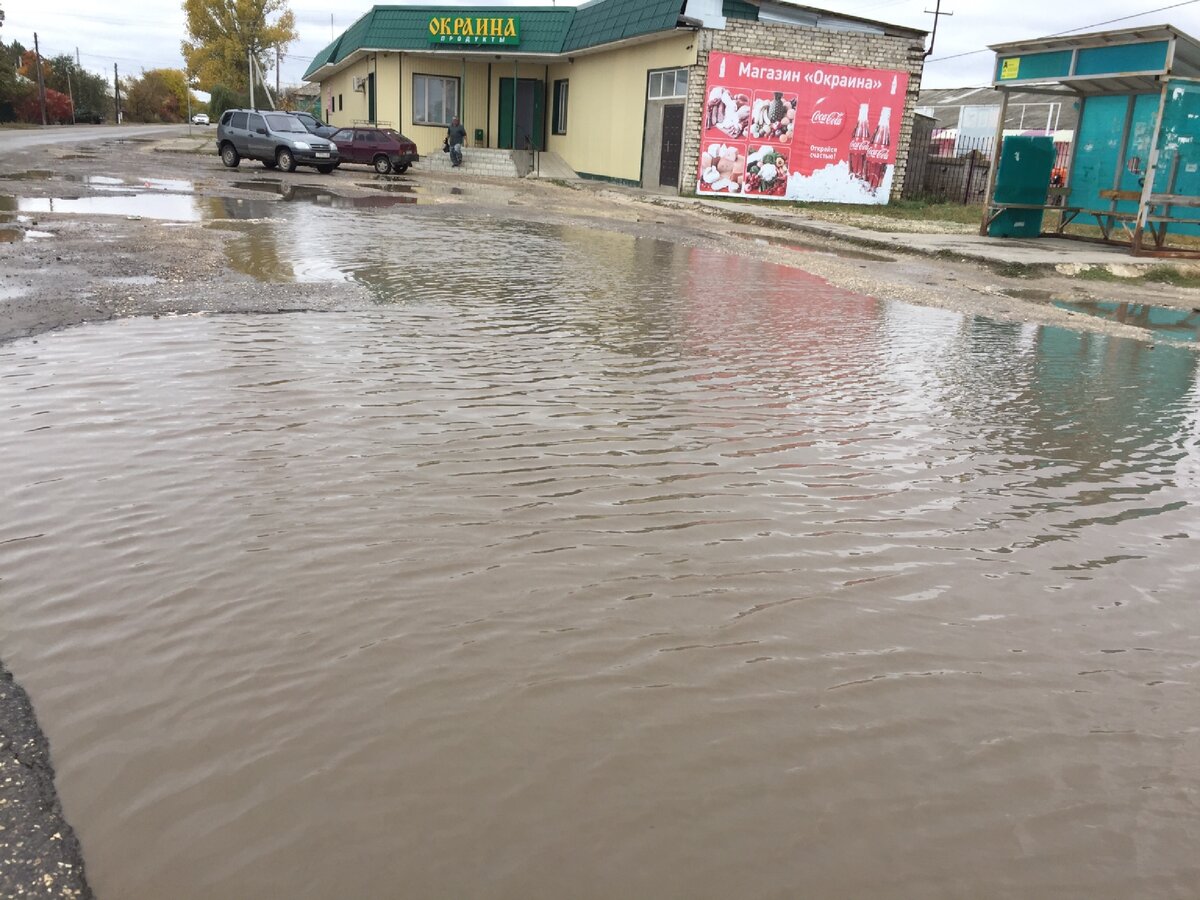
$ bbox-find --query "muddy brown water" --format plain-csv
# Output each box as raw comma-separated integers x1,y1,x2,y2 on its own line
2,215,1200,899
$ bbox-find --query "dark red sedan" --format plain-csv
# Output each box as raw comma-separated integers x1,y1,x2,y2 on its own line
329,127,420,174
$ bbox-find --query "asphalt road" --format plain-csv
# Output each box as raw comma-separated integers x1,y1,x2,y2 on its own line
0,123,189,151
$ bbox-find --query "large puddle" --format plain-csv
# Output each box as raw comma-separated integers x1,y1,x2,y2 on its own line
1055,299,1200,343
2,220,1200,899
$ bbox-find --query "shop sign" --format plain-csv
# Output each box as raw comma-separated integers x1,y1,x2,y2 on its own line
1000,58,1021,80
697,52,909,205
428,15,520,46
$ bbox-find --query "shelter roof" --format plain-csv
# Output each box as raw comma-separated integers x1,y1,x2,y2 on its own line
989,24,1200,94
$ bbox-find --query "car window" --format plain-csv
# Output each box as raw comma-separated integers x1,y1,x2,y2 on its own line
295,113,313,125
247,113,265,132
355,130,375,143
331,130,353,142
266,114,306,133
230,111,247,130
220,111,233,126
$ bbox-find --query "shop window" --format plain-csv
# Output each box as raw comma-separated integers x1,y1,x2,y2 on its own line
338,94,343,112
552,80,569,135
648,68,689,100
414,74,460,126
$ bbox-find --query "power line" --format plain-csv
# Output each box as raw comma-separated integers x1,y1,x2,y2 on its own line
928,0,1200,63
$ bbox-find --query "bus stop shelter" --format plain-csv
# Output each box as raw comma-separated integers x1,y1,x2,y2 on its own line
980,25,1200,257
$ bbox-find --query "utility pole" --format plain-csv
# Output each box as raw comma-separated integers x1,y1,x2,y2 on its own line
276,46,281,102
67,69,76,125
924,1,953,59
76,47,81,68
248,47,255,110
114,63,121,124
33,32,48,126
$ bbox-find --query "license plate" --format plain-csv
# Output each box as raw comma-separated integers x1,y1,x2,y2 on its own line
315,151,330,158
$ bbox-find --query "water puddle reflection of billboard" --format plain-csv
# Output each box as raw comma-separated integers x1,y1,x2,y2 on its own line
698,52,908,205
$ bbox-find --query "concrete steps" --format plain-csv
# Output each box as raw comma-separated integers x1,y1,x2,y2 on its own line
421,147,518,178
418,147,580,180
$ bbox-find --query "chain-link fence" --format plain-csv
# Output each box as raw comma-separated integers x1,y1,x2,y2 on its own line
903,131,1072,205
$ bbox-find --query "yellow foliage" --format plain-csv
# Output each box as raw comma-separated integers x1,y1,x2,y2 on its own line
181,0,297,93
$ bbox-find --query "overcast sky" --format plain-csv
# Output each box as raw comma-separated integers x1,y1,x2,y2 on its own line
4,0,1200,89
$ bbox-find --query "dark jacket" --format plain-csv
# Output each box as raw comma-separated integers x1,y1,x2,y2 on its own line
447,123,467,147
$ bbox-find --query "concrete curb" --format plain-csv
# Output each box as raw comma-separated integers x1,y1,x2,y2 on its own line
0,662,93,899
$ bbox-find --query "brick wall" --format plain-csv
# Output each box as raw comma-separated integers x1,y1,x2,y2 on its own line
679,20,927,202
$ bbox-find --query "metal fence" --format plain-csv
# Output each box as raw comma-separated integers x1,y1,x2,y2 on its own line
903,132,1072,205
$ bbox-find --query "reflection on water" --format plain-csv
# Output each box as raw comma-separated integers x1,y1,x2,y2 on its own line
1054,299,1200,343
2,222,1200,900
8,193,204,221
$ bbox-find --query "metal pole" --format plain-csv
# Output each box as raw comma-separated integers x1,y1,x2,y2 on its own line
67,69,76,125
33,32,48,125
978,88,1010,236
249,48,256,110
1133,79,1172,255
114,63,121,124
276,46,281,102
187,75,193,135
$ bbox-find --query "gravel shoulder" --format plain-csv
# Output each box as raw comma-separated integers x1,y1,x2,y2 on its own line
3,134,1199,347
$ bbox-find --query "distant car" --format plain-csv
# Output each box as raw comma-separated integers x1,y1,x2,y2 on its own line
216,108,340,173
191,113,209,126
330,127,419,174
291,111,337,139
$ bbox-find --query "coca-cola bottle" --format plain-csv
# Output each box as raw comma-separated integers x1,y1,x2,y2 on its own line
866,107,892,192
848,103,871,180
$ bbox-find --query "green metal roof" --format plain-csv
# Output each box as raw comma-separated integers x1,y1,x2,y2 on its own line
721,0,759,21
562,0,686,53
305,1,689,79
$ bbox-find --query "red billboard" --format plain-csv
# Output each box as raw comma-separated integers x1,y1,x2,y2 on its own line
697,52,908,204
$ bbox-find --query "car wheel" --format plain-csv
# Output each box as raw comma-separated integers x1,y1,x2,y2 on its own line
277,148,297,173
373,155,392,175
395,163,409,174
317,165,335,174
262,160,277,170
220,143,240,168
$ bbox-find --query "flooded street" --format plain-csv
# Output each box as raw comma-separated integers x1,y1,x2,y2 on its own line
3,189,1200,896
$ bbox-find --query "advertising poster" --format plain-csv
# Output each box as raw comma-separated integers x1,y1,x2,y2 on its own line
698,52,909,204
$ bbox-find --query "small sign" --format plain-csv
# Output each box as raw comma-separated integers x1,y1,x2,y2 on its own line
428,15,520,46
1000,58,1021,80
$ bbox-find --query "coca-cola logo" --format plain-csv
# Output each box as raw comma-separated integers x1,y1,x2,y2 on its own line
810,110,844,127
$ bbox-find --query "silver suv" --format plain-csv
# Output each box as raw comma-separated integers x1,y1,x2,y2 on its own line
216,109,340,174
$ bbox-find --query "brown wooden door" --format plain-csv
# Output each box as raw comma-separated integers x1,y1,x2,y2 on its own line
659,104,684,187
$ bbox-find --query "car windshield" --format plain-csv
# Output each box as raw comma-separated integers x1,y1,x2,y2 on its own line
266,114,306,133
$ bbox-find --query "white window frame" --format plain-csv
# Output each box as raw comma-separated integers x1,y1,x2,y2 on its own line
648,68,689,100
413,74,460,127
552,79,569,135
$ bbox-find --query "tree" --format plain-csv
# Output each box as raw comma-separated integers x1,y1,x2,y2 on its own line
44,56,110,122
181,0,297,95
207,84,245,119
17,87,70,123
124,68,191,122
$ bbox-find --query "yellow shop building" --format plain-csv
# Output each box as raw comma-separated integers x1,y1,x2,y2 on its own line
304,0,926,198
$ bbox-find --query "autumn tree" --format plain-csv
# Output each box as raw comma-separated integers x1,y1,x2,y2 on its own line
181,0,297,95
124,68,191,122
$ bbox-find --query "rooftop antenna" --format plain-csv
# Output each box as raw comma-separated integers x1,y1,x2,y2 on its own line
924,0,953,59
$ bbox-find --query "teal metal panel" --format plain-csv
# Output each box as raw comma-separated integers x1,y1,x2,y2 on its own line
989,136,1055,237
1154,79,1200,235
995,50,1073,83
1068,94,1134,210
1075,41,1169,76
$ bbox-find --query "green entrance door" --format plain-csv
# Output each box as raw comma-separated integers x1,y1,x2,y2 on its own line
499,78,544,150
